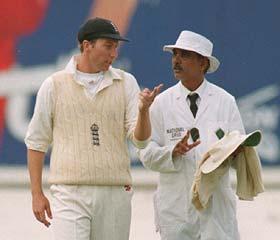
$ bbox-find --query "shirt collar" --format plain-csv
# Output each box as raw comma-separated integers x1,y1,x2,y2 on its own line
64,55,123,86
64,56,77,74
179,79,207,97
76,70,104,85
178,79,207,99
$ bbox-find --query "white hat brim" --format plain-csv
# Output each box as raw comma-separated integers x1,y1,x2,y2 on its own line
163,45,220,73
200,130,262,174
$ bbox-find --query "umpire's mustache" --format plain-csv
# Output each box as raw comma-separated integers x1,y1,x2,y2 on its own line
173,64,183,71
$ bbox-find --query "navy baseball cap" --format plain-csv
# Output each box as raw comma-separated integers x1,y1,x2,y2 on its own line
77,17,129,43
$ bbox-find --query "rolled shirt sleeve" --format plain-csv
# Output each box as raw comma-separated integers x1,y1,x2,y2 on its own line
24,76,54,152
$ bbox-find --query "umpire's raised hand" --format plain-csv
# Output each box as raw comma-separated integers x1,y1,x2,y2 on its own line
172,130,201,157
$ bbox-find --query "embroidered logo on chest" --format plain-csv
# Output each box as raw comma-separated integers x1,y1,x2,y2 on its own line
90,123,100,146
166,127,185,140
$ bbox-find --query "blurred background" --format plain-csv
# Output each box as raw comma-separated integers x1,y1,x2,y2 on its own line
0,0,279,239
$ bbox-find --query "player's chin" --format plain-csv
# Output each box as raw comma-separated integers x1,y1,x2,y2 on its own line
102,63,111,71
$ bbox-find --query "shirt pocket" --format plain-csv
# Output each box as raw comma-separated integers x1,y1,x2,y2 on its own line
206,120,229,148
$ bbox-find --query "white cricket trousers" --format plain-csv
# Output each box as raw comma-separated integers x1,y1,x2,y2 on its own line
50,184,133,240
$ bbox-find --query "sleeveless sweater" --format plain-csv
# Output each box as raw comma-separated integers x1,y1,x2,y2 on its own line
48,70,132,185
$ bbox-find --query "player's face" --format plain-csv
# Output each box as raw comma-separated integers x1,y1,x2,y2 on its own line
86,38,119,72
172,48,206,82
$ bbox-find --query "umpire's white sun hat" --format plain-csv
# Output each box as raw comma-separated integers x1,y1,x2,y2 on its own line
200,130,262,174
163,30,220,73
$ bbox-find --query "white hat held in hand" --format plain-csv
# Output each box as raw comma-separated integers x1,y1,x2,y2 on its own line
200,130,262,174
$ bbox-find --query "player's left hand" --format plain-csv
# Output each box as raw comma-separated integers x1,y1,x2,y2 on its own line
138,84,163,112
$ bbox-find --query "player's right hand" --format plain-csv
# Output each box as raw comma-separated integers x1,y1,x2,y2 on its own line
32,192,52,227
138,84,163,112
